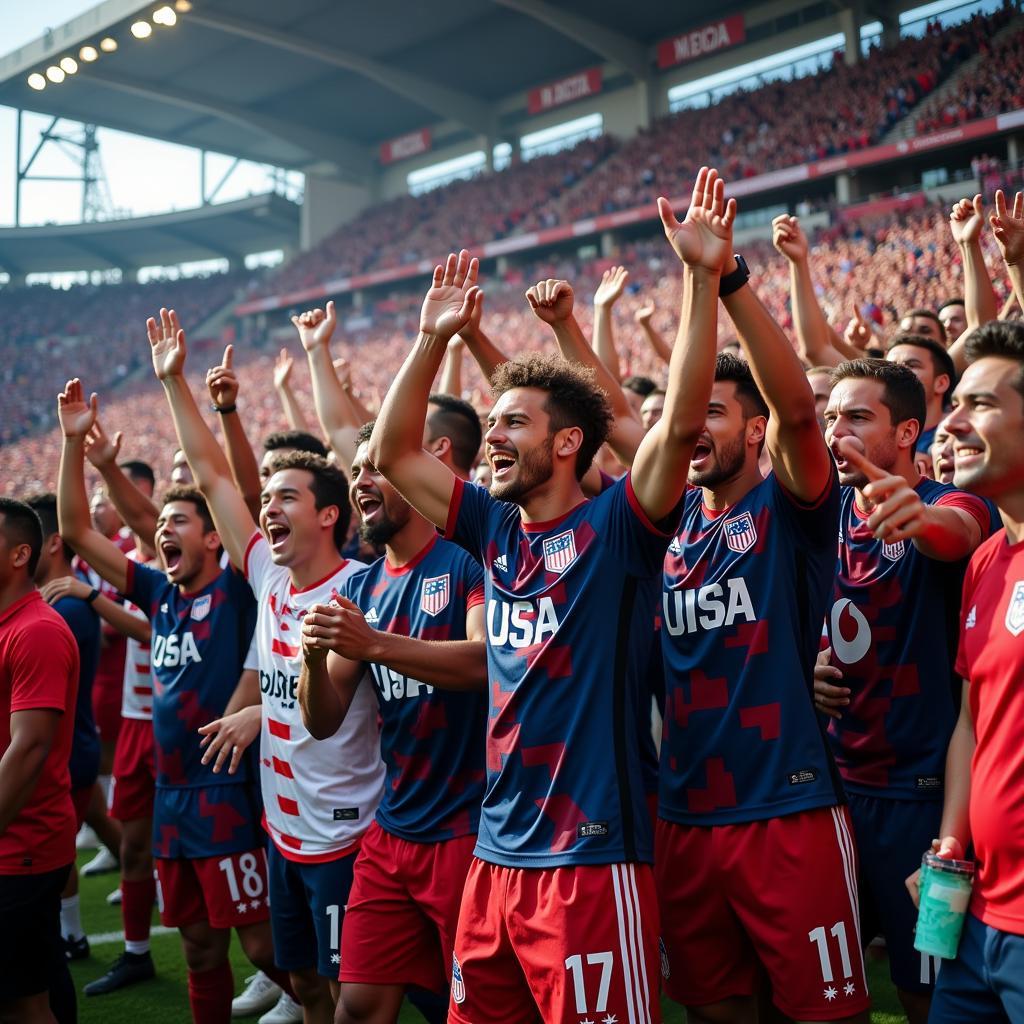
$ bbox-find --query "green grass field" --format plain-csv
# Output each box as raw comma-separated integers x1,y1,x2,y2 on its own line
69,851,910,1023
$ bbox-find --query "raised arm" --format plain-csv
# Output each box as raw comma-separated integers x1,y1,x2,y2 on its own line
526,279,644,467
205,344,262,520
724,250,833,503
40,575,150,644
989,189,1024,322
368,251,481,529
84,412,159,547
148,308,258,570
591,265,629,381
272,347,312,432
335,358,375,426
634,302,673,367
629,168,733,522
440,338,465,397
456,291,507,379
292,302,361,467
951,194,998,332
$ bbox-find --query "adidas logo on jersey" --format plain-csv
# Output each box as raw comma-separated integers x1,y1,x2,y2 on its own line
965,605,977,630
493,554,508,572
364,607,379,625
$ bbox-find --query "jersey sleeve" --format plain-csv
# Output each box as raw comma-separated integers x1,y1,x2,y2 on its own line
595,474,684,577
933,489,993,538
459,552,486,609
242,530,274,602
8,619,78,715
442,478,504,563
124,559,166,615
771,464,841,548
955,548,984,679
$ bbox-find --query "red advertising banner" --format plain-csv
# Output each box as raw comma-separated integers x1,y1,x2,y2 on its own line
527,68,603,115
657,15,746,69
380,128,431,166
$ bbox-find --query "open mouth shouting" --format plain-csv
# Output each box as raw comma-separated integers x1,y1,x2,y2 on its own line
160,539,183,575
489,449,518,481
356,491,384,524
690,437,713,471
265,520,292,553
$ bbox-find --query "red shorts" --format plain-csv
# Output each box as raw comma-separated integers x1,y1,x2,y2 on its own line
655,805,871,1020
156,848,270,930
449,858,661,1024
340,822,475,990
109,718,156,823
71,786,92,829
92,678,123,746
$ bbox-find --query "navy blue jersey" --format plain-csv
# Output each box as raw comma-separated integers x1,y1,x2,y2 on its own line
340,536,487,843
828,481,991,798
444,475,677,868
660,471,843,826
53,591,100,790
126,560,262,859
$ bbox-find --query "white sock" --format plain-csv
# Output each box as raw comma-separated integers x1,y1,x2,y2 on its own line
124,939,150,955
97,774,112,801
61,895,84,941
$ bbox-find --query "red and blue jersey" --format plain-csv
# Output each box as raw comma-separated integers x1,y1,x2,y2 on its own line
443,475,677,868
660,471,843,826
827,480,992,799
339,535,487,844
125,560,263,859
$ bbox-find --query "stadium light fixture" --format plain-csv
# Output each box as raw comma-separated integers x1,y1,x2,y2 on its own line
27,73,46,90
153,6,178,26
80,45,99,61
60,57,79,74
130,21,152,38
46,65,66,83
175,0,192,11
100,37,118,52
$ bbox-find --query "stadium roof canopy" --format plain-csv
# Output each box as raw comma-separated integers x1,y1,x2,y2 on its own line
0,0,840,186
0,192,298,274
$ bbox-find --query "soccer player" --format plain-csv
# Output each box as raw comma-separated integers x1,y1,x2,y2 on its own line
907,319,1024,1022
298,421,488,1023
818,359,988,1023
368,165,732,1024
0,497,79,1024
56,378,286,1024
151,310,384,1023
657,245,866,1020
885,336,956,453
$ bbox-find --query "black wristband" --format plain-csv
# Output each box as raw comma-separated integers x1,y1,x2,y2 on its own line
86,588,100,605
719,254,750,297
212,403,237,415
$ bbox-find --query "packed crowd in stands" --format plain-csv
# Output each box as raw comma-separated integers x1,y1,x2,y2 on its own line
0,270,259,446
0,189,1013,495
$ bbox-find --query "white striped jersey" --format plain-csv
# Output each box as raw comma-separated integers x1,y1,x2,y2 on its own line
120,549,152,721
243,533,384,862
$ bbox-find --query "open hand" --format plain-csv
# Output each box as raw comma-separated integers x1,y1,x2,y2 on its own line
526,279,574,325
40,575,93,605
198,706,262,775
147,308,187,380
420,250,482,340
594,266,628,308
291,301,337,353
273,348,295,390
84,416,122,468
57,378,98,439
206,344,239,408
658,166,737,273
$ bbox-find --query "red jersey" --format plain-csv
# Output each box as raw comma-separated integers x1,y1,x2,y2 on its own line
0,591,79,874
956,529,1024,935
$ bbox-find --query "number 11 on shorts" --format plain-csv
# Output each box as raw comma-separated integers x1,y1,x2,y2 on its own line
808,921,853,982
565,951,614,1015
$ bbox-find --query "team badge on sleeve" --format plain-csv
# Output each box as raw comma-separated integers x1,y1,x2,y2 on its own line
420,574,451,617
724,511,757,554
190,594,212,621
1005,581,1024,637
451,954,466,1004
543,529,578,574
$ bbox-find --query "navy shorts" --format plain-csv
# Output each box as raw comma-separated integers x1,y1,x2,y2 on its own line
847,791,943,992
929,912,1024,1023
267,842,357,979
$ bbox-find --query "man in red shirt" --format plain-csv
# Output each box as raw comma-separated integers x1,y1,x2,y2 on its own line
910,319,1024,1022
0,497,80,1024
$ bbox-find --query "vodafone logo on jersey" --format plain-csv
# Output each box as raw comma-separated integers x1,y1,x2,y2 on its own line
1005,581,1024,637
830,599,872,664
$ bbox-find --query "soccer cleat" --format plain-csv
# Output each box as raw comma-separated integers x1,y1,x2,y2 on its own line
64,935,90,961
83,951,155,995
106,886,123,905
81,846,120,876
231,972,282,1017
76,823,100,851
258,993,303,1024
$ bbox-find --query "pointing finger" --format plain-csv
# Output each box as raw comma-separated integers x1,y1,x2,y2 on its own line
836,436,888,483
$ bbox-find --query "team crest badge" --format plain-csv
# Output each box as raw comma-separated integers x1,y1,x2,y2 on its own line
190,594,212,622
420,574,450,617
543,529,578,574
451,955,466,1004
881,540,906,561
724,511,757,554
1005,581,1024,637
